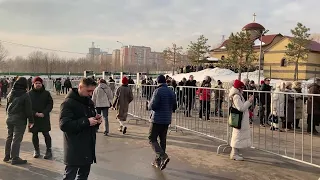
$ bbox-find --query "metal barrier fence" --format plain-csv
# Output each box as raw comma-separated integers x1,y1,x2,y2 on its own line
124,84,320,168
44,79,320,168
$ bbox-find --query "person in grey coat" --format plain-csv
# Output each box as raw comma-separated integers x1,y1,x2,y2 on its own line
4,77,34,165
148,75,177,170
92,79,114,136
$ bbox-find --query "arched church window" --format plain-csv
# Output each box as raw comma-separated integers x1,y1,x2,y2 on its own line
280,58,286,67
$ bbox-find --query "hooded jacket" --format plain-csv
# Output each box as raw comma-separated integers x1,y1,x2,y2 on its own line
6,79,34,125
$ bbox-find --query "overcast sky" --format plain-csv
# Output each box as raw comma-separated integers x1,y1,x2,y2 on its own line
0,0,319,58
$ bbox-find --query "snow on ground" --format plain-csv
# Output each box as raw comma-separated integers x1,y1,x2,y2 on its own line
167,68,316,92
167,68,269,83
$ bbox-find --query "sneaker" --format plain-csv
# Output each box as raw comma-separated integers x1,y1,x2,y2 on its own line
11,157,27,165
118,126,123,132
123,127,127,135
151,158,161,168
33,150,40,158
44,149,52,159
3,156,11,162
230,155,244,161
104,132,109,136
159,154,170,170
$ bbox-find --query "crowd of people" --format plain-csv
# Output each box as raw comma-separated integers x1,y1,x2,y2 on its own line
1,73,319,179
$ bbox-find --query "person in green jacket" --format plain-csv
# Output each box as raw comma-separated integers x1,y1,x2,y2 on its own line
55,79,62,95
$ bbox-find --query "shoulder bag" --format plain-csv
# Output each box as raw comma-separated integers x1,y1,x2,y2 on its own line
228,95,243,129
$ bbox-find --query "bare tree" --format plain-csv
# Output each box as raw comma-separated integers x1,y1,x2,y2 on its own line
0,43,8,72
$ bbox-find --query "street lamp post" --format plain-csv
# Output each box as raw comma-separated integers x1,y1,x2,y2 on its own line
116,41,124,72
173,43,176,76
258,29,269,85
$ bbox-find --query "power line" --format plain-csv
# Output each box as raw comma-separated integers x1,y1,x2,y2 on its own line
0,40,87,55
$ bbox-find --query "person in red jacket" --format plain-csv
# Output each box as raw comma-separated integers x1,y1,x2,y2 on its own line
196,76,212,120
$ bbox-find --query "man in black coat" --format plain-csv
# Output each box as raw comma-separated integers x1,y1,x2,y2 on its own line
60,78,101,180
259,78,272,126
28,77,54,159
184,75,197,117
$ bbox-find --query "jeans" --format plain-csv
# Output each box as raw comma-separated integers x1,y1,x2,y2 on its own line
63,165,91,180
5,124,26,159
96,107,109,133
148,123,169,158
32,132,52,150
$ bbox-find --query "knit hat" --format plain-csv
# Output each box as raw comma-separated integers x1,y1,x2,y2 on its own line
233,79,245,89
33,76,43,84
157,75,166,84
122,76,129,85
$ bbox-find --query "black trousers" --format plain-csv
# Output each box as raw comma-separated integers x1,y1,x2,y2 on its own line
63,165,91,180
32,132,52,150
259,105,271,125
148,123,169,159
214,99,223,115
199,100,210,120
184,96,194,116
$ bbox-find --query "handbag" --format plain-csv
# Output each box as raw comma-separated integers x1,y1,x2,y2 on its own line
228,95,243,129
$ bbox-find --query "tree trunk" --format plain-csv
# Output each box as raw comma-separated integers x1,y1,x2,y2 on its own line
294,59,298,81
238,64,242,80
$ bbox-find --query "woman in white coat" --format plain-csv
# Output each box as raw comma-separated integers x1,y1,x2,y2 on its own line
270,82,285,130
229,80,254,161
92,79,114,136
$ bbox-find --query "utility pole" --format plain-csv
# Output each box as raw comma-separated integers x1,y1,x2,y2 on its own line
116,41,124,72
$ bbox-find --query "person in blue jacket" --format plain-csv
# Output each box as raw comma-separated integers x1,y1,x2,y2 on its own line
148,74,177,170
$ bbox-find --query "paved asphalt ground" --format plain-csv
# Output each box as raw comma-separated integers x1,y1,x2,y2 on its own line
0,94,319,180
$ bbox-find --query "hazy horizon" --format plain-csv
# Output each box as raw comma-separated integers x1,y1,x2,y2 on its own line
0,0,319,58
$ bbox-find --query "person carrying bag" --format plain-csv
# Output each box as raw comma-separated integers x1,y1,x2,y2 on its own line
228,80,254,161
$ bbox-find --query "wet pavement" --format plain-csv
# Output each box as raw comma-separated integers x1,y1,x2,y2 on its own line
0,94,319,180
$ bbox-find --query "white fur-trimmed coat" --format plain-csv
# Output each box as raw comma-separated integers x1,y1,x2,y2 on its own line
229,87,252,149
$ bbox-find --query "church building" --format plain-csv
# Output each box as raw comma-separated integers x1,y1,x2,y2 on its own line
210,14,320,80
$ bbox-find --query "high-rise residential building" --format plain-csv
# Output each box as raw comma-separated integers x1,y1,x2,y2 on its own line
149,51,164,70
98,52,112,71
87,42,101,61
120,45,151,71
112,49,121,70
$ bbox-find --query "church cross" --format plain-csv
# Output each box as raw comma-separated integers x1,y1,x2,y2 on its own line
253,13,256,22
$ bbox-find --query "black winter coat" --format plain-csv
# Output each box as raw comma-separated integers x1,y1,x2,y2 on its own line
260,83,272,106
6,88,34,126
59,89,97,166
28,86,53,132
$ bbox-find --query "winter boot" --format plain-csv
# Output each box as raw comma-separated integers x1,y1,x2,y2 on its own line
44,148,52,159
11,157,27,165
33,149,40,158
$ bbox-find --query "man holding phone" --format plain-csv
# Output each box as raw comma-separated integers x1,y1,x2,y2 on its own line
59,78,101,180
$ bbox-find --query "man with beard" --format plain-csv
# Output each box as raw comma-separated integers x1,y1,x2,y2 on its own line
28,77,54,159
60,78,101,179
